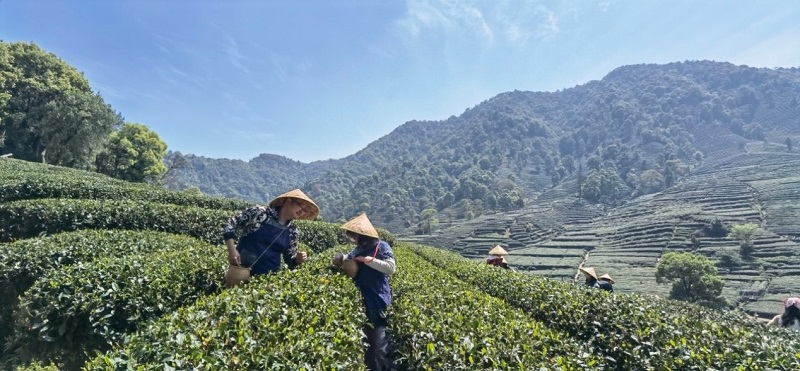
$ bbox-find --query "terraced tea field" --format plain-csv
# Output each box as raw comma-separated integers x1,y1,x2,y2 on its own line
415,149,800,318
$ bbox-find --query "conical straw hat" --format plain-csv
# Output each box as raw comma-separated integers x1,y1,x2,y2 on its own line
579,267,598,280
599,273,615,284
269,189,319,220
488,245,508,256
340,213,379,238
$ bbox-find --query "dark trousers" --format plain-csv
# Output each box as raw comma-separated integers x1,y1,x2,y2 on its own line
363,325,392,371
364,310,392,371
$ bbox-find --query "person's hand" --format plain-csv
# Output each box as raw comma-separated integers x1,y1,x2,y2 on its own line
295,251,308,264
332,252,344,267
354,256,374,264
228,250,241,266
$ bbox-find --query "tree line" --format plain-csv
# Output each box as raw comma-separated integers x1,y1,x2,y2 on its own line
0,41,168,183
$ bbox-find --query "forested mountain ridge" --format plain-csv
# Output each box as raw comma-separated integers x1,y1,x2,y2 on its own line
166,61,800,235
162,152,336,203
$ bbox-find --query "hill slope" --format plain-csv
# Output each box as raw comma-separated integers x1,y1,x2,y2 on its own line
166,61,800,236
163,61,800,316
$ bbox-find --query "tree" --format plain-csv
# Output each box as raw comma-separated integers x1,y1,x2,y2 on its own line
728,223,758,257
25,90,122,168
183,186,203,196
0,44,13,135
655,252,726,308
419,208,438,235
582,168,623,203
95,123,168,182
444,209,455,228
161,151,189,182
0,42,120,165
638,169,664,194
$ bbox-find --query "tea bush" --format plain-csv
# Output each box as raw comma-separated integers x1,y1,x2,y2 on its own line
0,198,230,243
0,158,251,210
408,243,800,369
0,230,217,359
82,250,366,370
391,246,603,370
9,242,225,368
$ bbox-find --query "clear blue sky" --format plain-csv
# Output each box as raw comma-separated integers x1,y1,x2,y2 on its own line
2,1,799,163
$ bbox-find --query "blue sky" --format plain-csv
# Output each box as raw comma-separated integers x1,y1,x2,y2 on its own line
2,1,799,163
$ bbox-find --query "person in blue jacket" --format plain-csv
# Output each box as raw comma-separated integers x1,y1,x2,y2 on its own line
223,189,319,277
334,213,396,371
597,273,615,292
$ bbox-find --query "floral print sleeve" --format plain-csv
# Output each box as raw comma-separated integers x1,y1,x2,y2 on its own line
222,205,271,241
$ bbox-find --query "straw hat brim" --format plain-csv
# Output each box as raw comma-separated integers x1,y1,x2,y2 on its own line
579,267,598,280
488,245,509,256
340,213,379,238
269,189,319,220
599,273,615,284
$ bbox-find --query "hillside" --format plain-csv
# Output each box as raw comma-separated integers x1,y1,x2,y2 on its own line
163,61,800,316
166,61,800,235
1,159,799,370
407,147,800,317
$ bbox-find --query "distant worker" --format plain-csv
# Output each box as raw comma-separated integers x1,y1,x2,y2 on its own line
579,267,599,288
486,245,510,269
597,273,615,292
767,297,800,330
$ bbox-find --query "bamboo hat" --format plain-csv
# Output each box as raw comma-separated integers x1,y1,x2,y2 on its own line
488,245,509,256
579,267,598,280
269,189,319,220
340,213,379,238
784,297,800,309
599,273,615,284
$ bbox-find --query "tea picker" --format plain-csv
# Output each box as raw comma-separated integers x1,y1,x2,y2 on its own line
222,189,319,287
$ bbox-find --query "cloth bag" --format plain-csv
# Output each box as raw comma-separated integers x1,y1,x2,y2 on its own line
224,264,251,288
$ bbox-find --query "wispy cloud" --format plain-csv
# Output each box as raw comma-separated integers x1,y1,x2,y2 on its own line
222,91,250,112
394,0,493,46
153,61,209,92
729,28,800,68
92,82,125,100
269,53,290,83
393,0,567,49
492,1,562,46
224,35,251,75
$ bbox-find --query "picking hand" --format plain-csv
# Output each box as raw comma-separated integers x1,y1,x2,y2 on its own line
354,256,374,263
228,251,241,266
295,251,308,264
332,252,344,267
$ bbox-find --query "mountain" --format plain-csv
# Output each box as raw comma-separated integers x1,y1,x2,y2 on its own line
163,152,336,203
166,60,800,234
163,60,800,313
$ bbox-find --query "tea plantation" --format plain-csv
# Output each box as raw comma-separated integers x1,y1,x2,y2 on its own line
1,159,799,370
407,147,800,318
